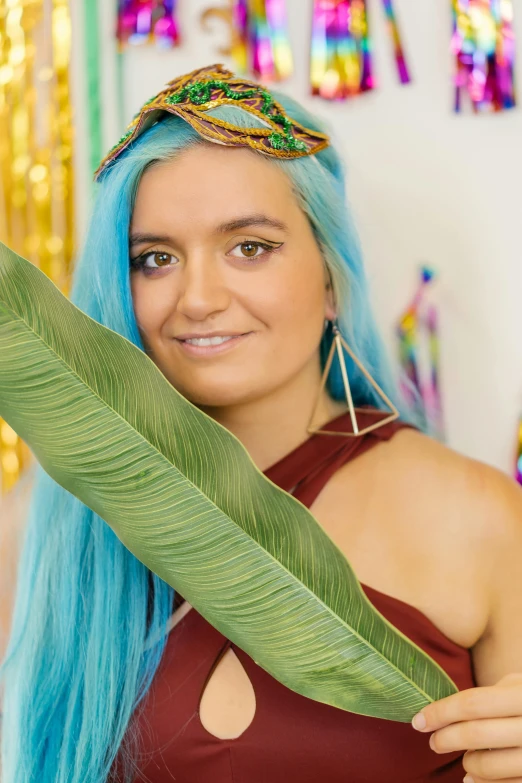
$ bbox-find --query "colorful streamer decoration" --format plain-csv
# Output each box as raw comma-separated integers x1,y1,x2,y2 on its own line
397,268,445,441
515,415,522,485
451,0,516,113
311,0,372,99
381,0,411,85
310,0,410,101
117,0,181,49
202,0,293,82
0,0,75,496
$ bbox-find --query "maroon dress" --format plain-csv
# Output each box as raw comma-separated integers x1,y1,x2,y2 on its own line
116,409,476,782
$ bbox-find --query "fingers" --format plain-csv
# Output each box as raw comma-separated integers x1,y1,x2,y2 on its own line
414,683,522,732
430,718,522,754
462,747,522,781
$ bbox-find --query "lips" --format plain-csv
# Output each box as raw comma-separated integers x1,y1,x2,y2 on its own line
181,335,237,346
175,331,248,341
175,332,252,357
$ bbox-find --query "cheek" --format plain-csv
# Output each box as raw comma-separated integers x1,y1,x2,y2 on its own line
130,277,169,336
275,255,327,326
250,257,326,363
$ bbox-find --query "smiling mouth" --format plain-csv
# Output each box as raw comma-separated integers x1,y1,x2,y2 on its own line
175,333,252,356
181,335,241,346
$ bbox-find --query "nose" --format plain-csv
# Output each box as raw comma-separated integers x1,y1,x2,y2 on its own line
175,252,231,322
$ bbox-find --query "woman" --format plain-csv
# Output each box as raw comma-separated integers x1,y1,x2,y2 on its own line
1,64,522,783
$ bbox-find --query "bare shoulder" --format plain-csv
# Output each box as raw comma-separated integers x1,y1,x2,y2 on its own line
334,424,510,512
385,426,522,523
378,426,522,559
386,430,522,676
379,425,480,481
322,426,522,649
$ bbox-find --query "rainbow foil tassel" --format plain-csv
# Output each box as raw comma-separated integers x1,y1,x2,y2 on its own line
397,267,445,441
310,0,410,100
451,0,516,113
381,0,411,84
233,0,293,81
117,0,180,49
311,0,372,99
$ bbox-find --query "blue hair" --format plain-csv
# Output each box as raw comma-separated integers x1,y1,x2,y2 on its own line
0,91,423,782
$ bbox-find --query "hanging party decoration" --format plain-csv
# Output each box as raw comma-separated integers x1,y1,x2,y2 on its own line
396,267,445,441
117,0,181,49
311,0,372,99
451,0,516,113
310,0,410,101
201,0,293,82
381,0,411,85
247,0,293,81
0,0,75,495
201,1,244,64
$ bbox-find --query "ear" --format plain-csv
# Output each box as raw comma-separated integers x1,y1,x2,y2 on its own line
324,271,337,321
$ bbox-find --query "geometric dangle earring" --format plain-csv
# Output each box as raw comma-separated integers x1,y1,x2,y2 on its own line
307,318,400,437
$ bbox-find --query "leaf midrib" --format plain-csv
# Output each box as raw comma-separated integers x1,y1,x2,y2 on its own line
0,299,434,698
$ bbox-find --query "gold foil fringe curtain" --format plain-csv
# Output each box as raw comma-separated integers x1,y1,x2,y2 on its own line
0,0,74,495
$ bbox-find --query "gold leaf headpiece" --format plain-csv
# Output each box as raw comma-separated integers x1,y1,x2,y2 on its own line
94,64,330,180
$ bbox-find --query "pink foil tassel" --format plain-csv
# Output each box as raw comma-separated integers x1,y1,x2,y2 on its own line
381,0,411,84
117,0,180,49
397,267,445,441
310,0,410,101
452,0,516,112
233,0,293,81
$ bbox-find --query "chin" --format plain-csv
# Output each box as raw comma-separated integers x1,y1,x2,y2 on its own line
165,380,240,406
170,380,268,410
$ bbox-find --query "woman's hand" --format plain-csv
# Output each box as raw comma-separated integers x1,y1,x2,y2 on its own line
412,673,522,782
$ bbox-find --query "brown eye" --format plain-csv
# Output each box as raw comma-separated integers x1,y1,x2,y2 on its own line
150,252,172,267
137,251,178,269
240,242,260,258
229,240,281,261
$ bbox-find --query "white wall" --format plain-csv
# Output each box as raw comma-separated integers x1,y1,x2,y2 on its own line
71,0,522,475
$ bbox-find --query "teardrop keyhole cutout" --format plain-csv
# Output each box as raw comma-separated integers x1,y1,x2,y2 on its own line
199,647,256,739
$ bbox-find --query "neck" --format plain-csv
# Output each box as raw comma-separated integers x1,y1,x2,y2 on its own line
198,361,347,472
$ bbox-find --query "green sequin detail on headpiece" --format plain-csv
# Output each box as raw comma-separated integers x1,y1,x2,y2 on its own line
268,132,307,152
165,79,272,111
94,65,330,181
165,79,306,153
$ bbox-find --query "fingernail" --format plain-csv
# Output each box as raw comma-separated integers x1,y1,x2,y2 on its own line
412,712,427,730
463,776,474,783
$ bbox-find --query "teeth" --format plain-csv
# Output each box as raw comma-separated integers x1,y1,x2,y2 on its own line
184,335,237,346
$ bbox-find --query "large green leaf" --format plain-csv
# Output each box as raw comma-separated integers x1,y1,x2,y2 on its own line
0,241,458,720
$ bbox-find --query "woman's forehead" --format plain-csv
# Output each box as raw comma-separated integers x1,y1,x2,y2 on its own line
143,142,287,182
133,147,300,228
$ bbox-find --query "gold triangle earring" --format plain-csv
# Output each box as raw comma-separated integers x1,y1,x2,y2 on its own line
307,318,400,437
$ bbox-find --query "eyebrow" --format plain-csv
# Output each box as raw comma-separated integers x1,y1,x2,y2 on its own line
129,232,175,248
129,214,288,248
215,214,289,234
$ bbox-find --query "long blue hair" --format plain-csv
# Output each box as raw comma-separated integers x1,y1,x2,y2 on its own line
0,90,422,782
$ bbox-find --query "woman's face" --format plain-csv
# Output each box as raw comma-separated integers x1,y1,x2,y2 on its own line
129,143,335,409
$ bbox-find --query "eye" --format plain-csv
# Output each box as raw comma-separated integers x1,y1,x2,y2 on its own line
132,251,178,271
229,241,278,260
143,251,177,268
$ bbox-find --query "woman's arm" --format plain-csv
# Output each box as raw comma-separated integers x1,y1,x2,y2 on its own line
411,465,522,783
471,465,522,685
